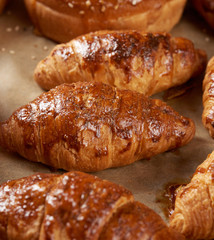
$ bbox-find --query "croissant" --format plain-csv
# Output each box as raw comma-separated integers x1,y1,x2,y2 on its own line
34,31,207,96
0,82,195,172
170,150,214,239
0,171,185,240
191,0,214,29
202,56,214,138
24,0,187,43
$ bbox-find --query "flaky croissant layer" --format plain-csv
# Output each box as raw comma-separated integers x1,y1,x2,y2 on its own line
34,31,207,95
0,82,195,172
0,171,185,240
202,56,214,138
170,150,214,239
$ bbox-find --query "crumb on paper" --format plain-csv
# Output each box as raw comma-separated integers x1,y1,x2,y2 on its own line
6,27,12,32
31,55,36,60
43,46,48,51
14,26,20,32
1,48,6,52
205,37,210,42
9,50,15,54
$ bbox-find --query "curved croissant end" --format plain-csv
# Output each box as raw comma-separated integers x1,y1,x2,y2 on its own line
170,151,214,239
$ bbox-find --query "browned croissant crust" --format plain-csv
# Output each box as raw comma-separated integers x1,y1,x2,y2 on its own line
0,82,195,172
0,171,185,240
0,0,7,14
202,56,214,138
34,31,207,95
191,0,214,29
24,0,187,43
170,151,214,239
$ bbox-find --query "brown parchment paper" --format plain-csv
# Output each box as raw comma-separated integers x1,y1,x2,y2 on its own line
0,0,214,224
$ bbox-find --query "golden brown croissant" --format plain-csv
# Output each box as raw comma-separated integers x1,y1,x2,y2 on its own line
24,0,187,43
170,151,214,239
202,56,214,138
0,171,185,240
34,31,207,95
191,0,214,29
0,82,195,172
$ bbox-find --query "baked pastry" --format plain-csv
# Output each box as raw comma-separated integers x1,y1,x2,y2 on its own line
34,30,207,95
202,56,214,138
24,0,187,43
0,171,185,240
0,82,195,172
0,0,7,14
170,151,214,239
191,0,214,29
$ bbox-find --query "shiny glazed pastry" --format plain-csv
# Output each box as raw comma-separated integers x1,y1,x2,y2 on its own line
170,151,214,239
0,0,7,14
203,56,214,138
0,171,185,240
191,0,214,29
0,82,195,172
34,31,207,95
24,0,187,43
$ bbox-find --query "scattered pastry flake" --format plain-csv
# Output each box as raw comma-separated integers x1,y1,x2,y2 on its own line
9,50,15,54
14,25,20,32
43,46,48,51
31,55,36,60
6,27,12,32
205,37,210,42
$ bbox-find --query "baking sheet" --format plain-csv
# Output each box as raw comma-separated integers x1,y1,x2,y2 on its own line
0,0,214,223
